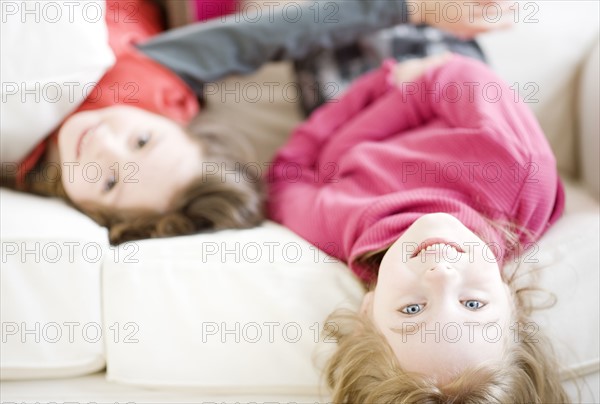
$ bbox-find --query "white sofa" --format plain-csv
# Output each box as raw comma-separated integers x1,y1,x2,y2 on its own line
1,1,599,402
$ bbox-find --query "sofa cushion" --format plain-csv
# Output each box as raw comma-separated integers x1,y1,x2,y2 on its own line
102,222,364,392
0,189,108,379
578,38,600,200
0,0,115,165
525,179,599,382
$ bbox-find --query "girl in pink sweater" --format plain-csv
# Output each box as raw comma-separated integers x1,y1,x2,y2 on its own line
267,54,567,401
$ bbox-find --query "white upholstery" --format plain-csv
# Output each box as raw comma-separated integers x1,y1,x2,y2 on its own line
0,190,108,379
478,0,600,177
103,223,363,392
1,181,598,399
578,39,600,200
0,0,115,164
527,180,599,380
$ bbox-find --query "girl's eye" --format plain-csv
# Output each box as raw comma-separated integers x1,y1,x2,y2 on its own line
463,300,486,310
104,176,117,193
136,133,151,148
401,304,424,315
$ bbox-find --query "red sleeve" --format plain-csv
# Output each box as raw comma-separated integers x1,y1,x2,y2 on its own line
105,0,164,55
75,0,199,124
17,0,196,187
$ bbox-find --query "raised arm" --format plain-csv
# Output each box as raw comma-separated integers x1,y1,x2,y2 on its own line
137,0,409,94
312,53,545,147
271,57,449,171
408,54,545,146
271,61,396,168
267,59,428,237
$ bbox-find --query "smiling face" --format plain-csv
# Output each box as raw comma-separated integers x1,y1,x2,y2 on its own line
363,213,514,384
57,106,203,213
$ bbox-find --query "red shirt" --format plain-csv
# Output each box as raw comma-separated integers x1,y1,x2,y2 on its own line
267,56,565,283
17,0,199,185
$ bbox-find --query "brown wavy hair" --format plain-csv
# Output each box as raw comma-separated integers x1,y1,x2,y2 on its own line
4,119,264,244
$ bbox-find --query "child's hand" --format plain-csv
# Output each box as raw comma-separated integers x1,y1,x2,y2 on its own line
407,0,513,39
392,53,453,85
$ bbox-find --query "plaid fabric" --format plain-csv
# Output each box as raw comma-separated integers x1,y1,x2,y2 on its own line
294,24,486,116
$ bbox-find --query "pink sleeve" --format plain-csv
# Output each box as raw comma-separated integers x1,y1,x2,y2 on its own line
316,54,530,147
268,61,428,252
281,54,531,165
266,59,436,243
266,64,393,250
267,61,416,237
267,55,562,264
417,54,544,147
271,58,448,172
418,55,563,244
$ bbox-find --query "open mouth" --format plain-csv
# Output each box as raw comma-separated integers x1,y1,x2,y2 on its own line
411,238,465,258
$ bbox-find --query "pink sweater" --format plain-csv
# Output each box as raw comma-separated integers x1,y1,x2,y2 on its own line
267,55,564,283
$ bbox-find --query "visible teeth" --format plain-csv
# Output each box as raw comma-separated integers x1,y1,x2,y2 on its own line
420,243,459,255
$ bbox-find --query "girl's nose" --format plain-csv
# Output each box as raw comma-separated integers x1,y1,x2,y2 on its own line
91,124,126,160
424,264,458,287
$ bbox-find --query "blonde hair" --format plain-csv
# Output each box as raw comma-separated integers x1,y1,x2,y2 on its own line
324,282,569,404
323,265,571,403
5,120,264,245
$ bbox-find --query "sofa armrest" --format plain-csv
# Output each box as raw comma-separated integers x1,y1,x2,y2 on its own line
578,38,600,201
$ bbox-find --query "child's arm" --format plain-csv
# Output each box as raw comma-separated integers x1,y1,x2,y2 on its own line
270,53,530,175
267,60,431,249
410,54,544,143
268,62,390,170
332,54,544,150
271,57,446,171
137,0,409,95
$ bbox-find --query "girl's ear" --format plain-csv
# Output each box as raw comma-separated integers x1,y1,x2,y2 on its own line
360,291,374,317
